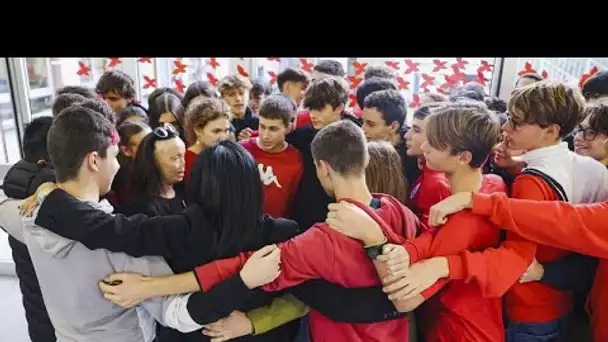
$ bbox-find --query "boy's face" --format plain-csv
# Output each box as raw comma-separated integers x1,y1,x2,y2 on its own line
310,104,343,130
362,107,395,142
102,91,130,112
501,118,548,151
574,116,608,161
120,129,151,158
404,117,428,157
195,117,231,149
258,116,289,153
222,87,248,118
92,143,120,196
420,140,461,174
249,93,265,113
283,81,307,106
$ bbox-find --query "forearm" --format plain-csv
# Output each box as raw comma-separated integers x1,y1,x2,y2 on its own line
247,294,308,335
142,272,201,299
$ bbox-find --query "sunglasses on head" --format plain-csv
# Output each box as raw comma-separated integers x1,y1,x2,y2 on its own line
152,123,178,140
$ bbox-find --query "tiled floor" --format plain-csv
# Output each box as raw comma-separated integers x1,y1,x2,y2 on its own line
0,275,30,342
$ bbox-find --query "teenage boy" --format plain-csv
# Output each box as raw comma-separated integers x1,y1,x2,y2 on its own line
51,93,87,117
326,103,508,341
95,70,140,113
241,94,303,218
404,103,451,225
287,76,361,231
0,116,56,342
11,106,195,341
189,120,420,342
217,75,259,139
582,70,608,104
277,67,309,108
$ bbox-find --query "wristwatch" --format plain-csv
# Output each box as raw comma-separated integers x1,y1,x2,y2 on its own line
365,240,388,260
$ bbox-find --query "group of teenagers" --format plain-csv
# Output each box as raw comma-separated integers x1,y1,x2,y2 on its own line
2,59,608,342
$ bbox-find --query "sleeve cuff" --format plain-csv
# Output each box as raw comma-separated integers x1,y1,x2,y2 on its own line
403,243,420,264
471,192,493,217
446,254,466,280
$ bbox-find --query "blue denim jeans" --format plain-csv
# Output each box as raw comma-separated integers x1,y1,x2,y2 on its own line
506,316,569,342
293,314,310,342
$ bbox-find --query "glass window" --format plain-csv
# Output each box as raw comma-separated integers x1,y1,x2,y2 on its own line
0,58,21,164
514,58,608,87
137,57,157,105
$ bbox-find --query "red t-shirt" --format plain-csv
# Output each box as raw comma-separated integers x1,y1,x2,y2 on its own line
404,174,508,342
194,194,420,342
184,149,199,186
294,111,313,130
241,139,303,218
409,158,451,230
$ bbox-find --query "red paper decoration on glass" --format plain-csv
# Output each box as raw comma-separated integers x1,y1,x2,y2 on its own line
174,79,186,93
138,58,152,63
478,60,493,73
206,72,218,86
299,58,313,73
143,76,157,89
348,94,358,108
108,58,122,68
352,61,367,76
579,66,600,89
409,93,420,109
453,57,468,70
475,70,488,86
517,62,537,76
237,65,249,78
432,59,447,72
77,61,91,76
396,76,410,90
404,60,419,74
208,57,220,69
385,60,400,70
420,73,436,88
347,76,362,90
541,70,549,79
268,71,278,85
267,57,281,62
172,60,187,75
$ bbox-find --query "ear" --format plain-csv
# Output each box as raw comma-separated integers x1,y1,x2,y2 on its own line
546,124,561,140
287,121,295,133
86,151,101,173
458,151,473,166
335,104,345,114
120,145,132,157
389,121,400,134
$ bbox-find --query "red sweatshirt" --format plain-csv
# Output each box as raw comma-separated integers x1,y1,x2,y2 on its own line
184,149,199,186
194,194,420,342
409,158,451,232
403,174,507,342
470,192,608,342
294,111,313,130
241,139,303,218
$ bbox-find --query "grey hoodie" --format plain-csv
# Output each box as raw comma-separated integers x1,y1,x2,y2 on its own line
20,198,194,342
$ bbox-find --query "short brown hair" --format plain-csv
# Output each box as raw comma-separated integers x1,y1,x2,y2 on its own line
303,76,349,111
420,92,448,105
217,75,252,96
509,81,585,138
259,94,296,126
366,140,408,204
586,102,608,136
426,103,501,168
185,97,230,146
311,120,367,176
413,102,448,120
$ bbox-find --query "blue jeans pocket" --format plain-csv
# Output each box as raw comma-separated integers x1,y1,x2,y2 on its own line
507,319,562,342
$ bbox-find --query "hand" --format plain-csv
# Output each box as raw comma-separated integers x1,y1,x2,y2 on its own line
238,128,253,141
377,244,410,278
519,258,544,283
326,201,385,245
19,182,57,216
428,192,473,227
98,273,150,308
240,245,281,289
382,257,448,301
202,311,253,342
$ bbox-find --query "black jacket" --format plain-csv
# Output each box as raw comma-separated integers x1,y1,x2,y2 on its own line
231,107,259,138
1,160,56,342
34,190,404,339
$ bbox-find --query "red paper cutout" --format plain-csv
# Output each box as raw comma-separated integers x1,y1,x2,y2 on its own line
174,79,186,93
385,60,400,70
237,65,249,78
450,65,466,82
396,76,410,90
421,87,431,93
409,93,420,109
440,81,453,90
299,58,313,73
143,76,157,89
475,70,488,86
437,88,449,95
347,76,362,90
352,61,368,76
579,66,600,89
348,94,358,108
138,58,152,63
207,58,220,69
404,60,419,74
453,57,469,70
432,59,447,72
267,57,281,62
541,70,549,79
517,62,537,76
420,73,436,88
108,58,122,68
172,60,187,75
77,61,91,76
268,71,278,85
478,60,493,73
206,72,218,86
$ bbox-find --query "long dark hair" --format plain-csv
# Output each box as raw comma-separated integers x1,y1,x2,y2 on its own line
130,126,181,208
189,140,264,258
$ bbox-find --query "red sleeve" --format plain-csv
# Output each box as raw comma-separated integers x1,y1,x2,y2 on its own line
195,253,251,291
402,231,434,264
421,279,447,299
251,130,259,138
261,227,336,292
416,178,451,231
472,193,608,259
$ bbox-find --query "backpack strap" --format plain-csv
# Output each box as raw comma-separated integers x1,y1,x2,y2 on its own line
519,168,569,202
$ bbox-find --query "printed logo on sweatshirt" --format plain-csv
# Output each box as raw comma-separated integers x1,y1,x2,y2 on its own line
409,182,421,199
258,163,282,188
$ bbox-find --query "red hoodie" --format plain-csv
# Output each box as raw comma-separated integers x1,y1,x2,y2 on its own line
409,158,451,232
194,194,419,342
184,149,199,186
403,174,507,342
468,192,608,342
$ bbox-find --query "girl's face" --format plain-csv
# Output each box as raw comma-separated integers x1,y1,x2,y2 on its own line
574,116,608,163
154,137,186,186
120,129,151,158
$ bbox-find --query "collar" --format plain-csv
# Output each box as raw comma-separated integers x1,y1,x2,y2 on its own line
518,142,569,167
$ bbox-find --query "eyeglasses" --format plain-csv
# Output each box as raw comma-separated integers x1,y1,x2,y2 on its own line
152,123,178,140
573,125,598,141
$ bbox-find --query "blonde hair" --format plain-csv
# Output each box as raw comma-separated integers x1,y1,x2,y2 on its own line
217,75,252,96
184,97,230,146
